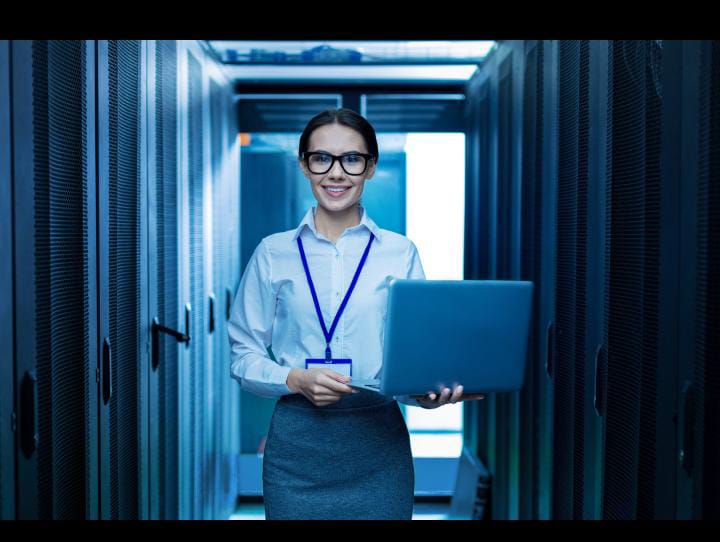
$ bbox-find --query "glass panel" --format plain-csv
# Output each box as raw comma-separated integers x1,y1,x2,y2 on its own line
410,434,464,458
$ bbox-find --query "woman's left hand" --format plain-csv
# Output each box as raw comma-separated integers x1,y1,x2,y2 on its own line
411,385,485,410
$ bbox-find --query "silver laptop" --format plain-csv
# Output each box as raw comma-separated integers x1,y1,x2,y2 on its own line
348,279,534,397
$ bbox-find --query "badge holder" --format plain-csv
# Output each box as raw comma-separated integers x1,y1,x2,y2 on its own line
305,358,352,378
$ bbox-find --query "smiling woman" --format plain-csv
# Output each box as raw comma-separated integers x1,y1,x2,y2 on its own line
230,108,417,519
229,107,481,519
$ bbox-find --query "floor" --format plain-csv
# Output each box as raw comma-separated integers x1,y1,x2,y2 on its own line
229,499,452,520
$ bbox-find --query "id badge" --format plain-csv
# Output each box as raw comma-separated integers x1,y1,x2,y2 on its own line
305,358,352,378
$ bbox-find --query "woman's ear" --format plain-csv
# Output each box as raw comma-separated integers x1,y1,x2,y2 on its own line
299,158,309,178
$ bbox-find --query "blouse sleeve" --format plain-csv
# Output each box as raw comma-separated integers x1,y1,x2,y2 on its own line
228,239,293,398
394,239,428,408
407,240,426,280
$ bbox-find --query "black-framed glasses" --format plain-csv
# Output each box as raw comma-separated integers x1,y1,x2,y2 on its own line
302,151,374,176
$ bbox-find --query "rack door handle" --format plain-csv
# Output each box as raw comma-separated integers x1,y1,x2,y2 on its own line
593,344,606,417
209,293,216,334
679,380,694,476
545,321,555,380
225,287,232,320
152,306,191,371
20,369,38,458
102,338,112,405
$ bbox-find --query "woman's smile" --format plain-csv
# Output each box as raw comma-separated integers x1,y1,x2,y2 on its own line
322,185,353,198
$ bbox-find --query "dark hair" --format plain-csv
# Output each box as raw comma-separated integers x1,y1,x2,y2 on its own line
298,108,379,164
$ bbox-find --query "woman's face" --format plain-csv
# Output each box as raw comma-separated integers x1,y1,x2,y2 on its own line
299,123,376,214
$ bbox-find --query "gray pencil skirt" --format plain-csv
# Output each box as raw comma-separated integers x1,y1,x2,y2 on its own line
262,389,415,520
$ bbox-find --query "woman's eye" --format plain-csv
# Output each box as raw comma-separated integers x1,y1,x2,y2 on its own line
343,155,359,163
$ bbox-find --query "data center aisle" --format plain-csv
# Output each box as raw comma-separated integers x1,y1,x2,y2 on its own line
229,499,452,520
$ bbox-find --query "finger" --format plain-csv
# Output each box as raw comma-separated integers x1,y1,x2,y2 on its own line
319,374,354,394
329,371,352,383
450,385,463,404
439,387,451,404
319,369,352,385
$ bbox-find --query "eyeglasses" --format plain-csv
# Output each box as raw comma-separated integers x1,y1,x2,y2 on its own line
302,151,374,176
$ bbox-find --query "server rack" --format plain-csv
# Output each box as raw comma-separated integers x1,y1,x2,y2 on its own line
206,52,238,521
147,39,184,520
668,39,720,521
2,39,239,520
464,39,718,520
96,39,149,519
10,40,99,519
518,39,558,521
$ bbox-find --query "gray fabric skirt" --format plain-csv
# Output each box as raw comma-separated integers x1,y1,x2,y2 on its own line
262,389,414,520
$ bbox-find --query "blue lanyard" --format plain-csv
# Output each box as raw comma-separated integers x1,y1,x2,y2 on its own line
297,232,375,361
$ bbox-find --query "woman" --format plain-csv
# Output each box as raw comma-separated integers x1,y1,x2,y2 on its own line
228,108,484,520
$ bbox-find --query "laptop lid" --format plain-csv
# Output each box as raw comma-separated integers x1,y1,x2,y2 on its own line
377,279,534,397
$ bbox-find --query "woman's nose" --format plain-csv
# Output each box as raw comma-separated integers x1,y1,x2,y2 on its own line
327,159,345,178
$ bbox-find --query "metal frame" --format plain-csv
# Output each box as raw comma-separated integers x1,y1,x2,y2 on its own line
206,52,243,521
11,39,39,520
584,39,610,520
517,38,539,520
538,39,559,521
674,39,702,520
657,38,686,521
145,38,160,520
0,39,15,521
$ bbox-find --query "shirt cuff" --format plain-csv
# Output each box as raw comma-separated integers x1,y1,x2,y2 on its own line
278,364,294,395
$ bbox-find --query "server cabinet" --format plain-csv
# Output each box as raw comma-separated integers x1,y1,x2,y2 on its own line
206,58,239,520
11,40,99,519
464,70,496,519
473,42,525,520
583,40,610,520
147,39,183,520
462,39,717,521
600,40,664,520
227,93,242,509
464,41,523,520
552,40,591,520
207,69,223,522
0,39,15,521
97,39,149,519
3,39,236,521
518,39,559,521
537,39,560,521
691,39,719,521
463,76,480,456
668,39,720,521
497,46,522,520
177,39,211,520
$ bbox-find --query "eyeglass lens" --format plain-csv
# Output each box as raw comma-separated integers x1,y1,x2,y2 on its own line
307,153,367,175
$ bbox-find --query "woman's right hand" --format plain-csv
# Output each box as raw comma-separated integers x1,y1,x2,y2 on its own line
287,368,355,407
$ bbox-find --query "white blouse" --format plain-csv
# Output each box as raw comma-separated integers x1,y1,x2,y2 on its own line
228,204,426,407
